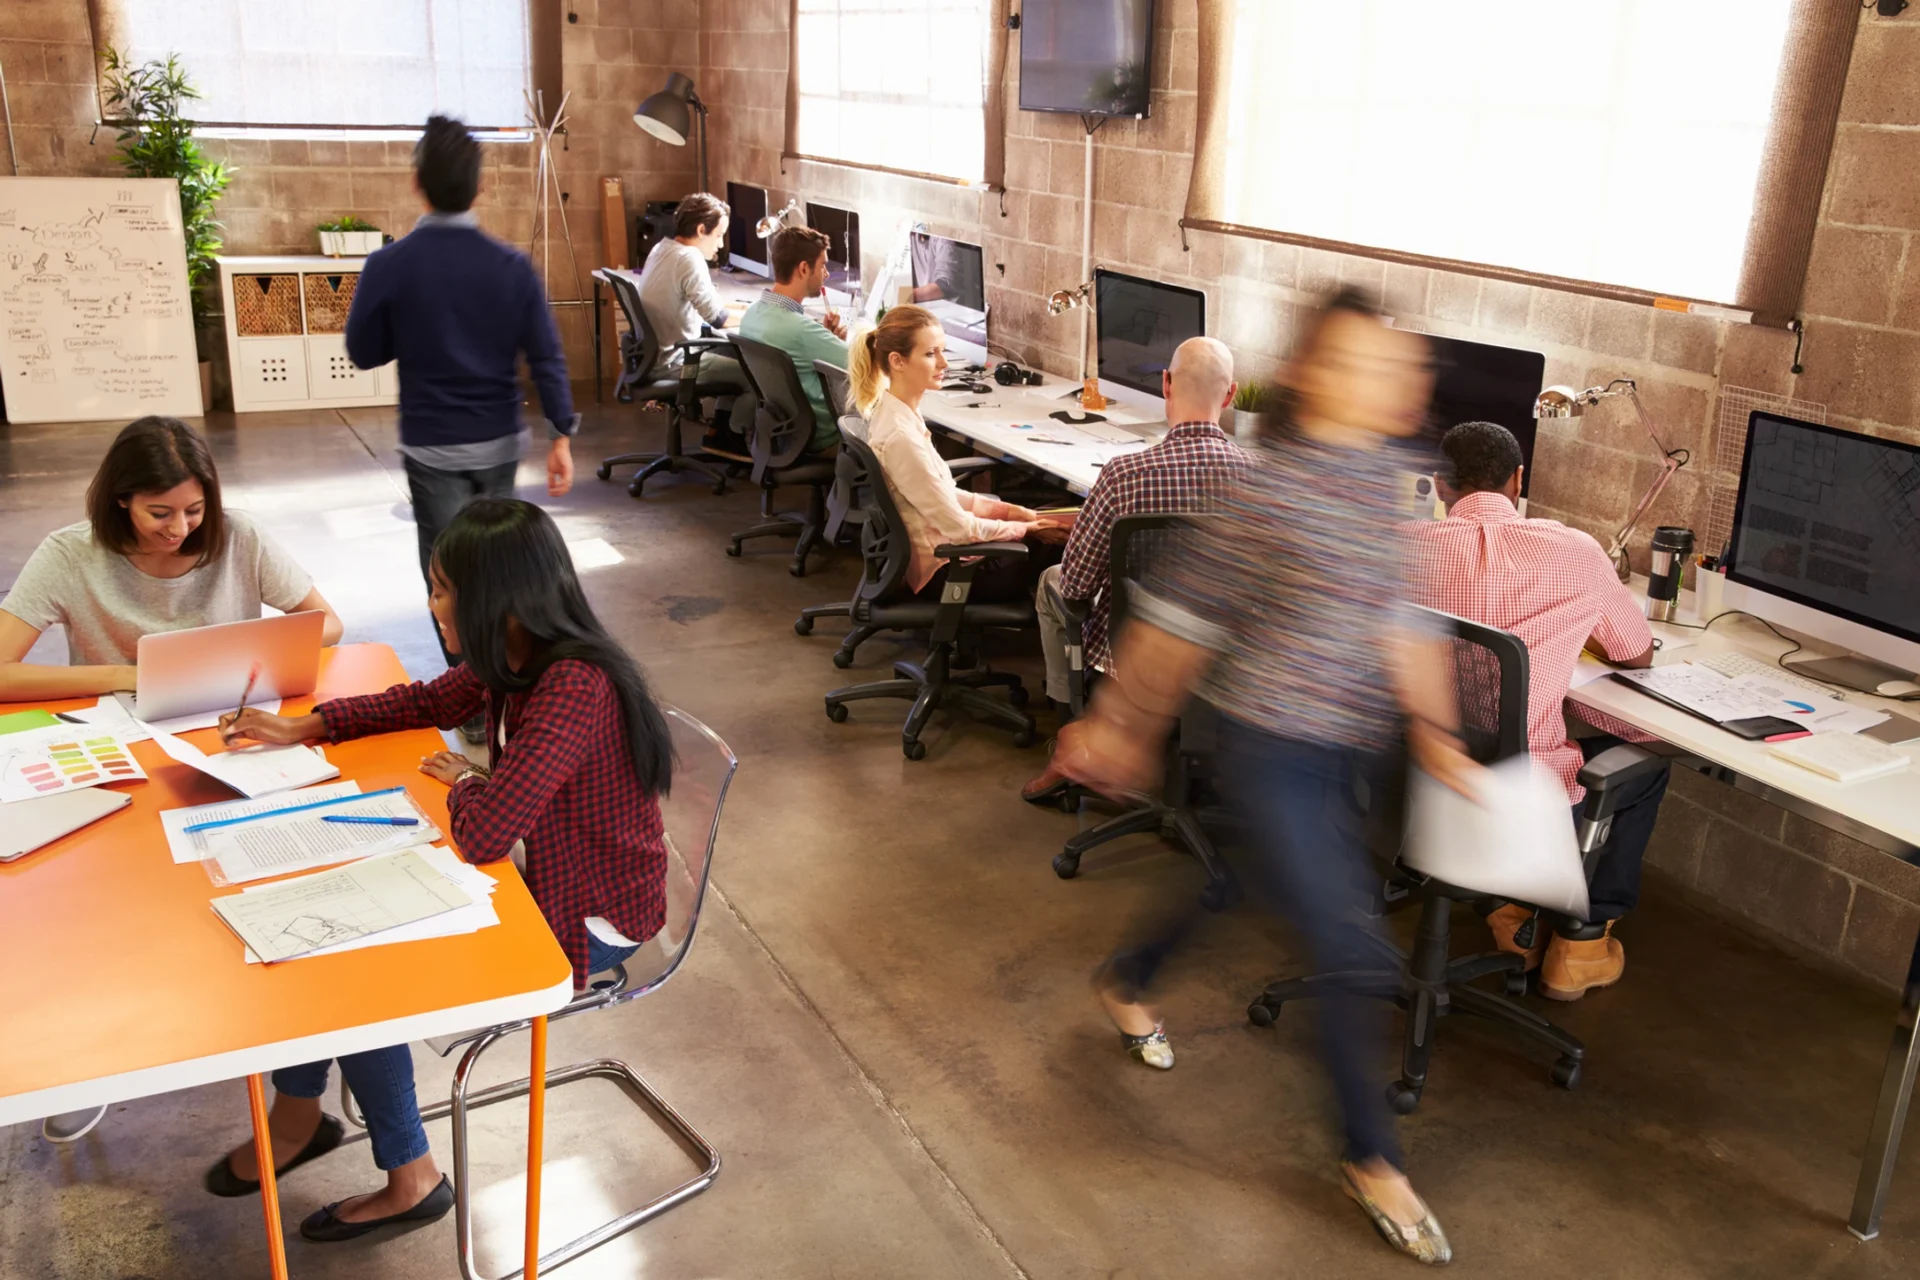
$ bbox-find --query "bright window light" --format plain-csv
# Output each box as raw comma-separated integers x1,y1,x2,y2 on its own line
566,538,624,571
1219,0,1794,303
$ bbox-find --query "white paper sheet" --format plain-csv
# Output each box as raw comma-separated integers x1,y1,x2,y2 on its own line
211,848,473,963
192,787,441,886
67,695,282,742
1404,756,1589,917
1725,674,1889,735
160,781,363,863
147,725,338,799
241,846,499,963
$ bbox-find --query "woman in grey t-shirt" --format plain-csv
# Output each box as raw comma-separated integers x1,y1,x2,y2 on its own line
0,416,342,701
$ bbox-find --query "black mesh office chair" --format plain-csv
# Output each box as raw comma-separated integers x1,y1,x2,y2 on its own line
822,434,1038,760
597,271,735,498
1047,513,1235,908
1247,607,1665,1111
725,334,840,577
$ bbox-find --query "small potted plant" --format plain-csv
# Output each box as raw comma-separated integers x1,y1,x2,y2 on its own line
1229,382,1274,442
317,216,383,257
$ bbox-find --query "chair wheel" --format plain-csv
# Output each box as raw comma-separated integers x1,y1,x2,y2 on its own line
595,463,613,481
1551,1056,1582,1090
1008,685,1029,707
1199,879,1234,913
903,739,927,761
832,649,854,669
789,561,807,577
1051,852,1080,879
712,479,727,496
825,702,848,723
1247,1000,1277,1027
1012,729,1035,748
627,481,647,498
1386,1082,1423,1115
725,543,743,558
794,617,814,636
1504,970,1530,998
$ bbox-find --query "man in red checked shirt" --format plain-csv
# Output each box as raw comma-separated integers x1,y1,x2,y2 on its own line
1404,420,1671,1002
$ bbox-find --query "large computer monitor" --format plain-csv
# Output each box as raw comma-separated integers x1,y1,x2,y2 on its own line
1093,268,1205,410
805,202,860,295
1724,412,1920,688
910,232,987,357
1422,334,1545,500
726,182,770,278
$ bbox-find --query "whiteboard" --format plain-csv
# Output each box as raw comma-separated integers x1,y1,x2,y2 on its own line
0,176,204,424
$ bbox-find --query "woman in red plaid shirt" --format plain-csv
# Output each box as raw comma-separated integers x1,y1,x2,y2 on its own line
207,497,673,1244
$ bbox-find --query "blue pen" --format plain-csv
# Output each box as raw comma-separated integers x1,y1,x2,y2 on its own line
321,815,419,826
181,785,409,834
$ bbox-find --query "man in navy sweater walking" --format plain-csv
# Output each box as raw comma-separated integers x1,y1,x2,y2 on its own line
346,115,576,739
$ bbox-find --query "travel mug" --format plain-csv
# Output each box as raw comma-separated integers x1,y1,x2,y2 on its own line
1647,526,1694,622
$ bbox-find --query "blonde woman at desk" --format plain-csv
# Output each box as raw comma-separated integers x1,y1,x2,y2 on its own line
0,416,342,703
850,305,1065,602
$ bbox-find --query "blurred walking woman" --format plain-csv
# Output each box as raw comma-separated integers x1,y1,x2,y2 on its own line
1056,289,1479,1265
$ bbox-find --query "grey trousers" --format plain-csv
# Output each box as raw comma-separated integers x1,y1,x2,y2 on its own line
1034,562,1075,705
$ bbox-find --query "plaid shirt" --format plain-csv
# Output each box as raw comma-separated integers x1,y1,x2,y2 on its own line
319,660,667,985
1402,491,1655,803
1059,420,1248,672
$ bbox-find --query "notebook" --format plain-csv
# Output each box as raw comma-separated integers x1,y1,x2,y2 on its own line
147,726,339,799
1766,732,1911,785
1,788,132,862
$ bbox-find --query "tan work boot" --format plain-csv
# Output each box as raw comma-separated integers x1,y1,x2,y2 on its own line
1486,903,1545,972
1539,922,1624,1002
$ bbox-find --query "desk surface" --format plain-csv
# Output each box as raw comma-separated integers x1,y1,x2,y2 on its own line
0,645,574,1124
1569,610,1920,853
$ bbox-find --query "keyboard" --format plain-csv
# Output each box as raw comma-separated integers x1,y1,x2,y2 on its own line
1695,650,1847,700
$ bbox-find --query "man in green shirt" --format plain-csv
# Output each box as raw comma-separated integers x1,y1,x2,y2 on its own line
736,225,850,455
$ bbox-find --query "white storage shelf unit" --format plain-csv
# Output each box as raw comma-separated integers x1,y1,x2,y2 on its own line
218,255,398,412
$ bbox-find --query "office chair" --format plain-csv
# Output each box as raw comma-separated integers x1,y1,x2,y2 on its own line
340,706,736,1280
1046,513,1235,909
597,271,734,498
822,434,1038,759
1246,608,1665,1111
724,334,840,577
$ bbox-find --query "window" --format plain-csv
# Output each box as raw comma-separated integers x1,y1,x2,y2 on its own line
1193,0,1824,310
789,0,996,184
100,0,531,134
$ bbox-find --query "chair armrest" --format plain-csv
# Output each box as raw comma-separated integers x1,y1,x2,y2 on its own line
1576,743,1670,797
946,456,998,478
676,338,736,359
1045,582,1090,640
934,541,1030,562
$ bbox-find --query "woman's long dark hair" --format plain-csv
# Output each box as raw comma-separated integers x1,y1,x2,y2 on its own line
87,416,227,564
433,499,672,794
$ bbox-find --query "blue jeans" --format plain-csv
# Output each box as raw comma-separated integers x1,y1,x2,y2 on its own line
587,933,638,977
402,456,518,668
1105,720,1403,1170
274,1047,429,1172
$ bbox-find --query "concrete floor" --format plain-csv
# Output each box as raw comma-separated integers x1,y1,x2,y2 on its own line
2,402,1918,1279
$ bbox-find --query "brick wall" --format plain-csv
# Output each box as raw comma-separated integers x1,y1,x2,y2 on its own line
4,1,1915,989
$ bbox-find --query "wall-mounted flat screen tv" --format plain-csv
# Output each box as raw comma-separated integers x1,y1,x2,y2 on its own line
1019,0,1155,119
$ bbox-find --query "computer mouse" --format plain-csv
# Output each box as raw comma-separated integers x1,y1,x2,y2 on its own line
1875,679,1920,698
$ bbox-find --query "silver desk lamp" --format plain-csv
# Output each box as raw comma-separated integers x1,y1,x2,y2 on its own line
1534,379,1690,581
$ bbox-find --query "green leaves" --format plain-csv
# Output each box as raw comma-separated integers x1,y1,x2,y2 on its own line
316,215,380,232
100,48,233,329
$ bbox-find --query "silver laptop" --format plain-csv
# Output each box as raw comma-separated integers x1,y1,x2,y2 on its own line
114,612,325,723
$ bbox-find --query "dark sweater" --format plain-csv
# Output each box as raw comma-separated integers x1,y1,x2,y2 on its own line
344,217,575,448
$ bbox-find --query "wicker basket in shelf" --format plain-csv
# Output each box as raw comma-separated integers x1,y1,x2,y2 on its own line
302,273,359,334
232,274,302,336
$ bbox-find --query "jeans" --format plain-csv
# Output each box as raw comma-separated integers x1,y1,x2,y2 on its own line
402,456,518,667
587,932,639,977
1572,734,1671,924
1105,719,1403,1170
274,1046,429,1172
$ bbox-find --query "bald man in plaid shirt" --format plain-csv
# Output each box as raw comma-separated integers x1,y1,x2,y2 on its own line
1023,337,1249,802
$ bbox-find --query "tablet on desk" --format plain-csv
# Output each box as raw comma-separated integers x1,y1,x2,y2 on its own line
2,788,130,862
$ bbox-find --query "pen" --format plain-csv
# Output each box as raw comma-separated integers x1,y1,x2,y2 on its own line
181,785,409,834
232,662,261,727
321,815,419,826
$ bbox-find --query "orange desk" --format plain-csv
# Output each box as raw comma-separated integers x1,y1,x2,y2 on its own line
0,645,574,1278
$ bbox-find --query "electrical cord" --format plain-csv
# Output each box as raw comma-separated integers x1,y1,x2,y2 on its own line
1655,607,1842,692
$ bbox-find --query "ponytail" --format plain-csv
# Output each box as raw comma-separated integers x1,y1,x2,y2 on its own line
847,304,939,416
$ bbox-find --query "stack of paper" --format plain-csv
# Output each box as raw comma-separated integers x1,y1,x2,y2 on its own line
162,784,442,886
1616,664,1889,735
1768,732,1911,785
239,845,499,963
211,847,476,963
0,724,148,803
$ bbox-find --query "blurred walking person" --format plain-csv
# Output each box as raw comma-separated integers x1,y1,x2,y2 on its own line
1055,289,1479,1266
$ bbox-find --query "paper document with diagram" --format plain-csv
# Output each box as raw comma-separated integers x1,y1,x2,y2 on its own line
210,848,474,963
178,786,441,886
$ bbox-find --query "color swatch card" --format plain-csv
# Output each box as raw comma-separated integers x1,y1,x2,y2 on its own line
0,726,146,803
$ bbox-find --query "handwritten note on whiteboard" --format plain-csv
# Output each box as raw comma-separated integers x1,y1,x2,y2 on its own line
0,176,204,423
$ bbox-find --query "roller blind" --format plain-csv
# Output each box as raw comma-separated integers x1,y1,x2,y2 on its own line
787,0,1001,186
1185,0,1857,322
95,0,532,132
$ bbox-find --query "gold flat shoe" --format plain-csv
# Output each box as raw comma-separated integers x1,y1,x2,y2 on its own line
1340,1162,1451,1265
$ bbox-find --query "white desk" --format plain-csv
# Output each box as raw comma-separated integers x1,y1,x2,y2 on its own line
1569,606,1920,1239
919,375,1162,496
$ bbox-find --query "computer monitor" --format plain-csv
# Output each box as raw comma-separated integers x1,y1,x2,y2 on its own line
1422,334,1546,500
805,202,860,294
1093,268,1205,409
910,232,987,357
726,182,770,277
1723,412,1920,687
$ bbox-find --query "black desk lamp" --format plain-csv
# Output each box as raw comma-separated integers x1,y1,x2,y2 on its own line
634,72,709,194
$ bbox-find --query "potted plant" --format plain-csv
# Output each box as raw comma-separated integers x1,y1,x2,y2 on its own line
317,216,384,257
1229,382,1274,442
101,49,233,410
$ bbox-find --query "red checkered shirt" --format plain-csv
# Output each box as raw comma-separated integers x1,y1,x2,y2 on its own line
1402,491,1654,803
319,659,667,986
1059,420,1249,673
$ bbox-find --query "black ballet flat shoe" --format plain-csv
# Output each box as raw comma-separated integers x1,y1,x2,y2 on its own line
300,1175,456,1243
204,1114,345,1198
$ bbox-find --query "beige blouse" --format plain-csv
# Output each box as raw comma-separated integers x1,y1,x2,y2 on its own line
865,391,1028,590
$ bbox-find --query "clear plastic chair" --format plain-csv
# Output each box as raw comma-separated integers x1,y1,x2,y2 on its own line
340,705,737,1280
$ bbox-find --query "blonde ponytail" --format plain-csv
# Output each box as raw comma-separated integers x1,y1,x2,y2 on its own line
847,305,939,417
